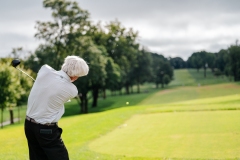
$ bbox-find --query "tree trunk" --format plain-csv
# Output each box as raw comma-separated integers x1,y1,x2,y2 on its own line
18,106,20,124
130,85,133,94
161,76,164,88
1,108,3,129
211,68,214,72
80,93,88,113
137,77,140,93
119,89,122,95
137,82,140,93
9,109,14,124
75,94,81,114
103,88,106,99
92,87,99,108
156,82,159,89
204,68,206,78
125,85,130,94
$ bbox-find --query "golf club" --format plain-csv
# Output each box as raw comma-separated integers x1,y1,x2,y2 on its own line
11,59,35,82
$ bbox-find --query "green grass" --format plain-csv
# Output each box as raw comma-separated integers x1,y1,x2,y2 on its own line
86,83,240,159
1,106,26,124
170,69,230,86
188,69,231,85
1,83,240,159
1,69,240,159
89,110,240,159
140,83,240,105
169,69,196,86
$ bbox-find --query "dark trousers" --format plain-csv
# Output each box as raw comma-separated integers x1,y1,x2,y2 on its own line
24,119,69,160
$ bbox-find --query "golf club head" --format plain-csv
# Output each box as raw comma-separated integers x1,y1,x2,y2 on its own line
11,59,21,68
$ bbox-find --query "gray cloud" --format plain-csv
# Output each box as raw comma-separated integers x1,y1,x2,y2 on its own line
140,33,238,60
0,33,39,57
78,0,240,21
77,0,240,60
0,0,51,22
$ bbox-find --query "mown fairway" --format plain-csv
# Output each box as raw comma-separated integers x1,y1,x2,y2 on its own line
89,110,240,159
0,69,240,160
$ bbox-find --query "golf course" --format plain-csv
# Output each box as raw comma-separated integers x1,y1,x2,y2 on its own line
1,69,240,160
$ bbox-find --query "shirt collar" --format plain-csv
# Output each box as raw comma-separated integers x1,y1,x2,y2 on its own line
58,70,71,82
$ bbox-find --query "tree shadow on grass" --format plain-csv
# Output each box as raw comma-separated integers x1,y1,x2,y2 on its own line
63,89,159,117
88,100,116,113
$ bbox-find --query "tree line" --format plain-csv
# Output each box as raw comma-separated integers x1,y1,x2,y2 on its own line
187,42,240,81
170,40,240,81
1,0,174,117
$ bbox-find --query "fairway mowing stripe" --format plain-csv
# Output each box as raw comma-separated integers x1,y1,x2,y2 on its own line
140,83,240,106
144,107,240,114
88,110,240,159
143,94,240,114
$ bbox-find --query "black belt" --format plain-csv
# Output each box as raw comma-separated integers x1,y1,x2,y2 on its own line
26,116,57,126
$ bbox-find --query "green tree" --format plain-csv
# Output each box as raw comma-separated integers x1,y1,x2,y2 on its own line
25,45,57,72
104,57,121,98
215,49,229,77
163,74,171,86
0,58,33,127
151,53,173,88
205,52,216,73
72,37,107,112
104,20,139,94
85,22,122,99
26,0,106,112
187,52,203,72
200,51,210,78
216,49,228,73
228,44,240,81
187,51,215,78
169,57,186,69
159,61,174,88
34,0,91,69
0,68,12,128
132,49,152,93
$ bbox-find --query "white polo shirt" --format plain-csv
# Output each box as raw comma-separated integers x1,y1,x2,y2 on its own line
27,65,78,124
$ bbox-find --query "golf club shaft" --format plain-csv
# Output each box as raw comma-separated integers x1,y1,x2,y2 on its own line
16,67,35,81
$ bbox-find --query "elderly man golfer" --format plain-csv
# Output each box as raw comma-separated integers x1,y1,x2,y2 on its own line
24,56,89,160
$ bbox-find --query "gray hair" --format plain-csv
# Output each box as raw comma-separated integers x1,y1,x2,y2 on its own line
61,56,89,77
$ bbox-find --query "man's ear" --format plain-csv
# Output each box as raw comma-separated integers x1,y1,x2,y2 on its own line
70,76,78,82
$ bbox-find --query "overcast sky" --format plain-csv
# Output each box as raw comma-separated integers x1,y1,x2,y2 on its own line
1,0,240,60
